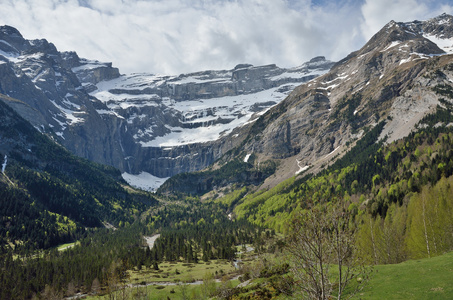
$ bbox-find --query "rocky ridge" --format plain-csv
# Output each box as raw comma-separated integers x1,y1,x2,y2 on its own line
0,26,125,170
84,57,332,181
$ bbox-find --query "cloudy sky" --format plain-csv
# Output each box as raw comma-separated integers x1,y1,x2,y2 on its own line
1,0,452,74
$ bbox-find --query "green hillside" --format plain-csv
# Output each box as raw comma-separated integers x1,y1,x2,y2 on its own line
0,98,157,252
354,251,453,299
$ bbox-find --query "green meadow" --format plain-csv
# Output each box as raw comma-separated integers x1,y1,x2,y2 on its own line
352,251,453,299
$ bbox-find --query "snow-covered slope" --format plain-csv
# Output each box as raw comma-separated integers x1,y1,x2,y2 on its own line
3,13,452,192
88,58,333,148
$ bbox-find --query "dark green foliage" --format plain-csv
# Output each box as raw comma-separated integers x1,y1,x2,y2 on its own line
0,224,152,300
144,200,266,262
0,183,82,250
0,99,156,252
432,84,453,98
418,103,453,127
329,121,386,172
0,198,265,299
159,159,276,195
331,93,362,123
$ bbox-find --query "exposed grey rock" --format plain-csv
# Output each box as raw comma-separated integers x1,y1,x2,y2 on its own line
0,26,124,168
4,13,450,190
85,55,334,177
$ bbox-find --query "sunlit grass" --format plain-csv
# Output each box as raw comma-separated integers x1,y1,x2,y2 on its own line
350,251,453,299
126,259,237,285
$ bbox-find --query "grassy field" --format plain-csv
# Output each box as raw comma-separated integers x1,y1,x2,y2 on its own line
127,259,237,284
85,278,241,300
85,259,240,300
83,243,259,299
57,241,79,251
352,251,453,299
84,249,453,299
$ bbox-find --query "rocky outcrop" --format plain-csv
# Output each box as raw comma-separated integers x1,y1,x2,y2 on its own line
4,13,451,191
0,26,124,168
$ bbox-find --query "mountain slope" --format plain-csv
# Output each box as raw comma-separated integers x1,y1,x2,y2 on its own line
159,13,453,195
247,14,452,182
0,98,156,251
0,26,126,170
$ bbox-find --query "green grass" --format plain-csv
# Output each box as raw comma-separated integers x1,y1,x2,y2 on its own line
57,241,79,251
352,251,453,299
85,283,201,300
85,279,241,300
84,259,240,300
127,259,237,285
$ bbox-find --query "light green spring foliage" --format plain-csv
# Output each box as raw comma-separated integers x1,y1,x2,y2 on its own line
406,176,453,259
223,128,453,263
357,175,453,264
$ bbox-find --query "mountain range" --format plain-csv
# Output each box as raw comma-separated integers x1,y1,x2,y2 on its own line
2,14,453,194
0,27,333,191
0,13,452,193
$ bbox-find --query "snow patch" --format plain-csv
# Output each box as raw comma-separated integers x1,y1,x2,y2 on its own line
295,159,309,175
270,69,326,81
122,171,169,192
2,155,7,173
244,153,251,163
381,41,402,52
144,234,161,250
325,146,340,158
49,100,85,125
424,34,453,54
137,88,285,147
171,76,230,85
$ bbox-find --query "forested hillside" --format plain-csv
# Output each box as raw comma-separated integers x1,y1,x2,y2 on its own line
0,197,266,299
219,104,453,262
0,98,156,252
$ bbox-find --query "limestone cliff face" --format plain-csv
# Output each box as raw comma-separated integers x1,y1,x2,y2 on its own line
81,56,333,177
3,13,452,192
0,26,125,169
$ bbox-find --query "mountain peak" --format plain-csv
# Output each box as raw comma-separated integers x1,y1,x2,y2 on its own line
0,25,23,38
0,25,28,53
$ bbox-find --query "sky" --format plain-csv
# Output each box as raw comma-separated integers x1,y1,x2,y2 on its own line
1,0,452,75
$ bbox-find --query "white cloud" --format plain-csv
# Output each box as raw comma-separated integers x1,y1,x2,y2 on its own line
0,0,451,75
361,0,453,40
361,0,427,39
